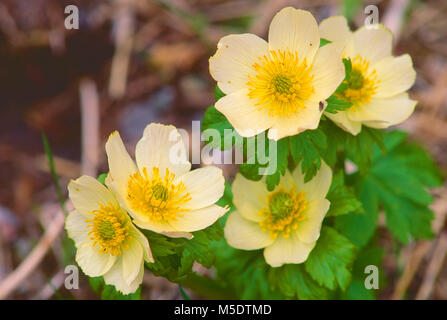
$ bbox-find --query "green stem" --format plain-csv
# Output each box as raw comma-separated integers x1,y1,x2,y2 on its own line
179,273,235,300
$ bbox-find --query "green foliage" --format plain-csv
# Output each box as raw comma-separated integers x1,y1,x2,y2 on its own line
304,227,356,291
289,128,327,182
324,58,353,114
336,130,441,246
144,222,224,282
319,38,331,47
326,171,363,217
88,276,141,300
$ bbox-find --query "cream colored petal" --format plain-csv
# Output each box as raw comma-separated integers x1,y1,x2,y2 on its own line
296,199,330,244
352,24,393,64
169,205,228,232
215,88,274,137
268,8,319,63
373,54,416,98
68,175,118,218
65,210,88,246
263,233,315,267
325,111,362,136
267,101,322,140
103,257,144,295
135,123,191,178
160,231,193,239
319,16,352,45
346,103,384,123
122,239,143,285
76,240,116,277
292,160,332,201
232,173,269,222
176,166,224,210
224,211,274,250
132,217,178,234
362,93,417,128
209,34,269,94
309,43,345,102
129,226,154,263
105,131,138,202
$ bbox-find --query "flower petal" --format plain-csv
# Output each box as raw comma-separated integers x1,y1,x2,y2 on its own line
122,239,143,285
65,210,88,246
169,205,228,232
209,34,269,94
103,257,144,295
76,240,116,277
292,160,332,201
135,123,191,178
215,88,275,137
319,16,352,45
263,233,315,267
68,175,118,218
224,211,274,250
352,24,393,64
268,8,319,63
232,174,269,222
309,43,345,102
177,166,225,210
325,110,362,135
129,226,154,263
105,131,138,202
362,93,417,128
267,101,322,140
373,54,416,98
296,199,330,244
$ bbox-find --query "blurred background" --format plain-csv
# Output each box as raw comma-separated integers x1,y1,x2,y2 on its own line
0,0,446,300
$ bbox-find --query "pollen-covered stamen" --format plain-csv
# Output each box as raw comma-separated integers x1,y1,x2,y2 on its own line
247,49,315,118
86,203,131,256
259,187,308,239
127,167,191,223
338,55,379,107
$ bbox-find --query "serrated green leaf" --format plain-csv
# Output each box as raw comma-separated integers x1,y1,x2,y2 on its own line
289,128,327,182
326,171,363,217
304,226,357,291
324,95,352,114
202,106,242,150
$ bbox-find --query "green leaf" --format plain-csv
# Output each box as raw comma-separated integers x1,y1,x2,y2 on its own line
88,277,141,300
324,95,352,114
202,106,242,150
289,128,327,182
97,173,108,185
335,178,380,247
304,226,357,291
337,130,441,246
326,171,363,217
214,85,226,101
268,264,331,299
319,38,331,47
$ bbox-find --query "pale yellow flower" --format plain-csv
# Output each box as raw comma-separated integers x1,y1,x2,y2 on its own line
319,16,417,135
105,123,227,238
66,176,153,294
224,162,332,267
209,7,345,140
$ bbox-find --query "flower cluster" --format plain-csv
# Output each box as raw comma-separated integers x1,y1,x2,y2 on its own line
66,124,227,294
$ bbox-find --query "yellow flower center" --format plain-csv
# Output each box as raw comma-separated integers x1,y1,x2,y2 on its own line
259,187,308,239
247,49,315,118
338,55,379,107
86,203,131,256
127,167,191,223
